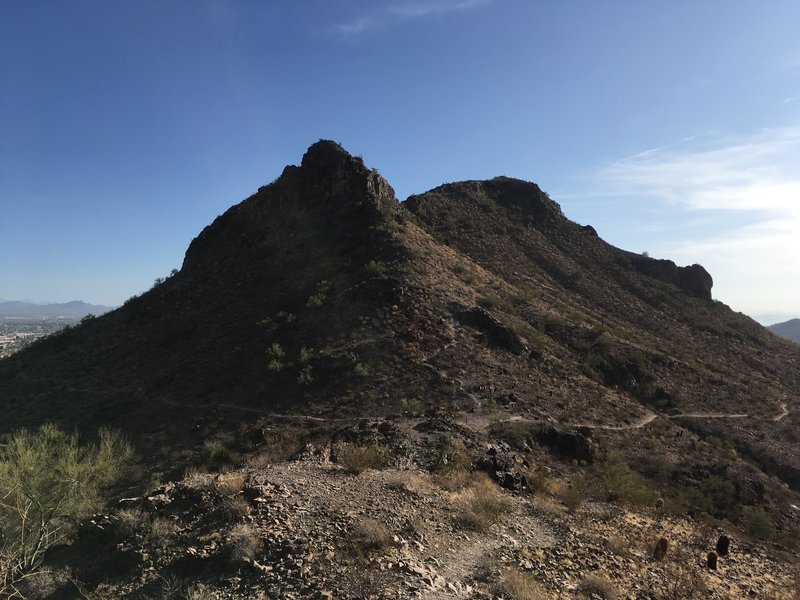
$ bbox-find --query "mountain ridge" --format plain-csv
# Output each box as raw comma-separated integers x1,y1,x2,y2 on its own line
2,139,800,597
769,318,800,343
1,138,798,521
0,299,115,317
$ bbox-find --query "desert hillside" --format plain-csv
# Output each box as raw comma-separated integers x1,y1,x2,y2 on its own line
1,141,798,599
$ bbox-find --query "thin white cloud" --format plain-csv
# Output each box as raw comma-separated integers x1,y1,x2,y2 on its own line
334,0,494,35
573,127,800,316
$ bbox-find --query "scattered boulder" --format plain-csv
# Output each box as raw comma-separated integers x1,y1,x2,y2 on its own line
452,304,527,355
474,447,529,491
535,426,594,464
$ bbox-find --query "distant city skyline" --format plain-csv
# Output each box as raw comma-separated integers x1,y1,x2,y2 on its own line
2,1,799,324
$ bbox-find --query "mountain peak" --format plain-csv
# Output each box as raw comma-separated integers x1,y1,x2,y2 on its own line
300,139,358,170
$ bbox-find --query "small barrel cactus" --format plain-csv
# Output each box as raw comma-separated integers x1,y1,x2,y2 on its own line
653,536,669,560
716,534,730,557
655,497,664,510
707,550,718,570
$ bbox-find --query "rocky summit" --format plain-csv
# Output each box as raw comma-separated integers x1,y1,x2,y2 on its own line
1,141,799,599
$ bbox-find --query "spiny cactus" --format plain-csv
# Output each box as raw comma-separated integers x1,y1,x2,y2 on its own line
655,497,664,510
716,534,730,557
707,550,718,570
653,536,669,560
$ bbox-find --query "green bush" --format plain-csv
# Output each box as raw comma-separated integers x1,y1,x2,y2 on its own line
595,450,657,506
741,507,775,540
201,439,234,469
0,424,133,594
365,260,388,278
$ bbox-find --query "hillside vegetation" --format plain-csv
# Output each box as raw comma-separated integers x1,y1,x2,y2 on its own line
0,141,798,598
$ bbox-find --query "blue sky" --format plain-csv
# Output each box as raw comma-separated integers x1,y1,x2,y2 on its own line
1,1,799,323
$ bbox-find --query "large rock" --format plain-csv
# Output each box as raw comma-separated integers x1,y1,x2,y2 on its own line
535,426,594,463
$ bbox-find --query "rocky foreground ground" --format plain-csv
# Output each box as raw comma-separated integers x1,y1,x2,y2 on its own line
50,420,797,600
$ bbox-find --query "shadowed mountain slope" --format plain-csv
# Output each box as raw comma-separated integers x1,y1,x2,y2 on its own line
1,140,799,496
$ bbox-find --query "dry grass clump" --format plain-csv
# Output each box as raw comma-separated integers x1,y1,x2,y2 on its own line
384,470,434,495
599,535,632,559
647,554,708,599
456,472,513,531
116,507,149,539
558,480,587,514
334,442,388,474
227,523,261,561
215,472,247,495
220,495,252,521
250,427,308,465
185,583,220,600
434,466,473,491
148,517,180,550
498,568,550,600
579,573,618,599
183,465,214,490
352,517,394,552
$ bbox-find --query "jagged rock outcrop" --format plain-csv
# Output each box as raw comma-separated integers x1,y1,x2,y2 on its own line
629,255,713,300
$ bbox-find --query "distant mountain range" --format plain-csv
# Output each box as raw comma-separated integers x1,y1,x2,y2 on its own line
0,300,115,318
769,318,800,343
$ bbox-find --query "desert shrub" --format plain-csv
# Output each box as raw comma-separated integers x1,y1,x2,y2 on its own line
365,260,388,278
297,364,314,385
186,583,219,600
227,524,261,561
399,397,422,415
698,475,737,515
116,507,149,539
334,443,388,474
579,573,617,599
488,419,538,450
476,294,509,311
148,517,180,550
741,507,775,540
559,480,587,513
0,425,133,595
430,433,471,473
353,362,370,377
595,450,657,506
306,280,331,308
253,427,308,464
220,495,251,521
641,454,671,483
498,568,550,600
456,473,512,531
649,554,708,599
200,438,235,470
352,518,393,552
215,472,247,495
266,342,285,372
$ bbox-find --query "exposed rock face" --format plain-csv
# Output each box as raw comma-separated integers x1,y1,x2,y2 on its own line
535,426,594,464
629,256,713,300
451,304,528,355
183,140,399,274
